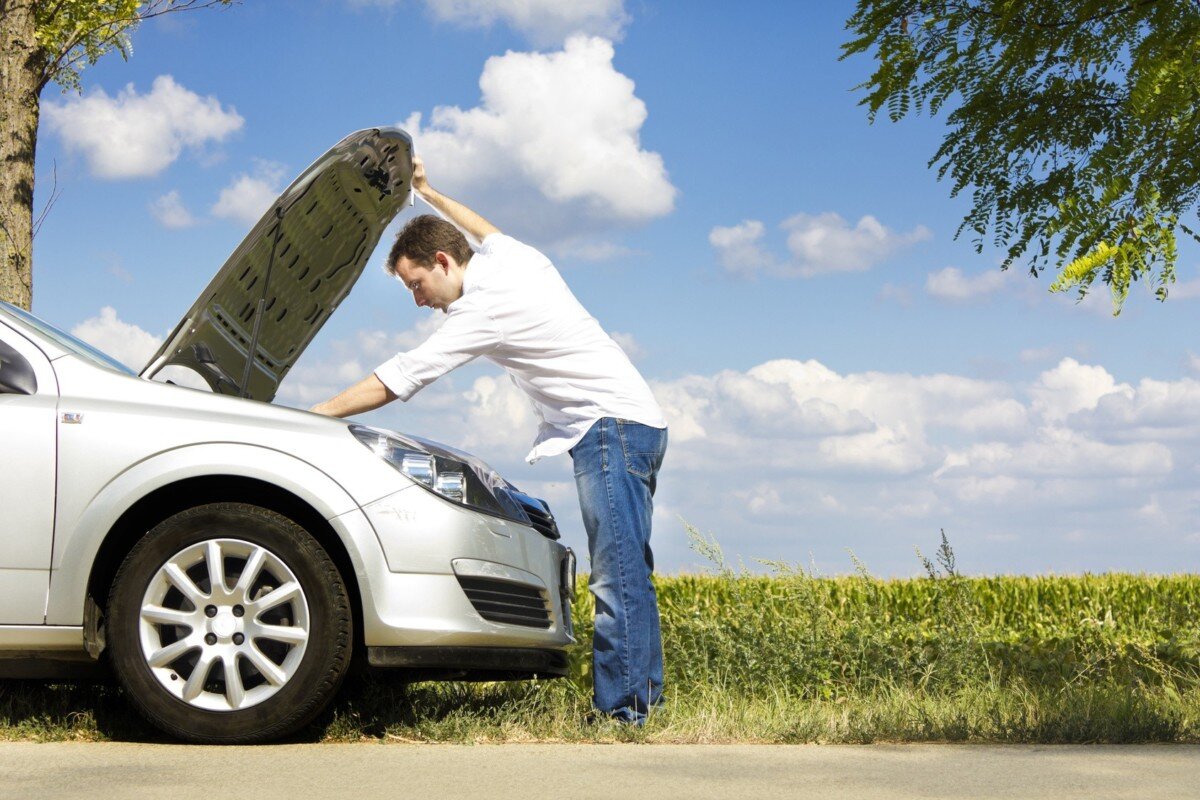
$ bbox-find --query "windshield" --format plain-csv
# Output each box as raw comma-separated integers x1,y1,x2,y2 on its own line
0,301,137,376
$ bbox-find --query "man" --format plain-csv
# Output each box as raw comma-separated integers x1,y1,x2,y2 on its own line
311,157,668,724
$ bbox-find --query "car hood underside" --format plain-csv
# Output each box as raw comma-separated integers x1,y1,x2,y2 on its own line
141,127,414,403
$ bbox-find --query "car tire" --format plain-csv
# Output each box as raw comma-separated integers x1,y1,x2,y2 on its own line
107,502,352,743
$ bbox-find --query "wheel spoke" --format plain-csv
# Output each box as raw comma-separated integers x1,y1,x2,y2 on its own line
148,638,195,668
244,645,287,686
223,655,246,709
164,562,208,607
206,540,227,595
233,546,266,600
251,622,308,646
141,604,196,629
252,581,300,615
182,651,216,702
136,533,315,712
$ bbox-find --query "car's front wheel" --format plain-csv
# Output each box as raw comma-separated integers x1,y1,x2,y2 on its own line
107,502,351,743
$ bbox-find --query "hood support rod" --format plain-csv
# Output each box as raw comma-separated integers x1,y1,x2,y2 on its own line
240,205,285,399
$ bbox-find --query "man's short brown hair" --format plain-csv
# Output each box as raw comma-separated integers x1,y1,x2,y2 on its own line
386,215,472,275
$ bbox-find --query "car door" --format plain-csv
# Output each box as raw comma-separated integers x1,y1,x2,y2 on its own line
0,319,59,623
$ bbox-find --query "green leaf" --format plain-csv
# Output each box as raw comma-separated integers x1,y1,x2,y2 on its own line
843,0,1200,315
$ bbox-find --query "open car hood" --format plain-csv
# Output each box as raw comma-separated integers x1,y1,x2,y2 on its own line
141,127,414,402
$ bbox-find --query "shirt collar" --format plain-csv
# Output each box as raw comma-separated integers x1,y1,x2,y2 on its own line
461,258,477,295
445,259,476,313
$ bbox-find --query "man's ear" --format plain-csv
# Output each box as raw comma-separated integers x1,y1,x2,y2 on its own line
433,251,451,273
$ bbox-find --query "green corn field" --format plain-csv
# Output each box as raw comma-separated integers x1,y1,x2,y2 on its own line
558,533,1200,708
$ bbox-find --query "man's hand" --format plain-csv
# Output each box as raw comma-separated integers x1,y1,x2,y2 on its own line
410,154,500,244
412,154,431,198
309,374,397,417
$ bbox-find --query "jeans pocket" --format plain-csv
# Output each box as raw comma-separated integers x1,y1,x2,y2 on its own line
617,420,665,479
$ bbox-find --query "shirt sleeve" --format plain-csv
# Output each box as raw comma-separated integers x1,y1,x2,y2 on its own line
373,305,502,401
477,232,504,253
478,232,551,268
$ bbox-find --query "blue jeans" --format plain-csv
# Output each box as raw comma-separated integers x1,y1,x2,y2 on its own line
570,417,668,723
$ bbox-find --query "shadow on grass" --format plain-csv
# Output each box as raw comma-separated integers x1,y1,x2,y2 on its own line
1,671,575,743
0,679,166,742
313,673,580,742
4,674,1198,744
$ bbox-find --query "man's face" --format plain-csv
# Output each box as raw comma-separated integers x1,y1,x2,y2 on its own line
394,253,463,312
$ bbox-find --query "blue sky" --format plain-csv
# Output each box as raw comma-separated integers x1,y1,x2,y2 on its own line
30,1,1200,576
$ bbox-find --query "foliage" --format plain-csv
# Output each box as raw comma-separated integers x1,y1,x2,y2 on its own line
5,529,1200,742
663,525,1200,697
842,1,1200,314
33,1,233,93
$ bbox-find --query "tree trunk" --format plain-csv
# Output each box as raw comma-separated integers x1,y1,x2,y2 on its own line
0,1,42,311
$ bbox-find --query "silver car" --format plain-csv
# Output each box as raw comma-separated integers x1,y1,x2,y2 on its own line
0,128,575,743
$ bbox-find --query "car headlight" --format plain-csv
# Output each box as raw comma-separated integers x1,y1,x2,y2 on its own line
348,424,525,521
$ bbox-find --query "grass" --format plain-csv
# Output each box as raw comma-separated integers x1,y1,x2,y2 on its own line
3,528,1200,743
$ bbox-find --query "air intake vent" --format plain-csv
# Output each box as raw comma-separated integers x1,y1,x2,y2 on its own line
456,576,552,629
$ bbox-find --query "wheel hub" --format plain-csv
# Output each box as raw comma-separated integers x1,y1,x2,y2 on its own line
210,611,239,639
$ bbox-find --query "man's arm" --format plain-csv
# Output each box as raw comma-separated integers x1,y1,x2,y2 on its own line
309,374,397,418
411,155,500,244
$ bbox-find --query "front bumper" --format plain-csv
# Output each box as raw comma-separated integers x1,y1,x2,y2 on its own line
367,645,568,681
331,485,576,654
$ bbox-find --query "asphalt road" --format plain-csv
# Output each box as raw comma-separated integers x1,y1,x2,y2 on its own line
1,743,1196,799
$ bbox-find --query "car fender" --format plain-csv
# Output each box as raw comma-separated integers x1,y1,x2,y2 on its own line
45,442,376,625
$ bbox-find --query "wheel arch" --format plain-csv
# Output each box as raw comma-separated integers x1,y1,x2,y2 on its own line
81,475,365,666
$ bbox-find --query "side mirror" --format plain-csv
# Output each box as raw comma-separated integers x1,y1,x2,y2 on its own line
0,339,37,395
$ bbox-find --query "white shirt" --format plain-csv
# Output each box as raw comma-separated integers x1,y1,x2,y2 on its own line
374,233,666,463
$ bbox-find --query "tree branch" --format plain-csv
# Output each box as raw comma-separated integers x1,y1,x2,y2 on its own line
949,0,1162,31
31,161,62,242
39,0,235,90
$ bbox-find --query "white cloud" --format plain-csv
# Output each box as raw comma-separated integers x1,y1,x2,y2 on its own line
709,213,930,278
638,356,1198,572
212,161,287,227
783,213,931,277
460,374,539,450
1171,277,1200,300
651,359,1030,481
351,0,627,45
276,314,447,407
424,0,628,46
149,190,198,229
925,266,1007,301
43,75,243,179
708,220,773,275
71,307,162,371
403,36,675,243
936,428,1172,481
549,239,633,262
608,331,644,361
1084,376,1200,440
107,261,134,284
736,484,783,516
1029,358,1132,422
277,322,1200,576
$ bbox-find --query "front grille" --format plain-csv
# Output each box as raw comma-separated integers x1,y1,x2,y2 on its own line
516,496,560,540
456,576,552,629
